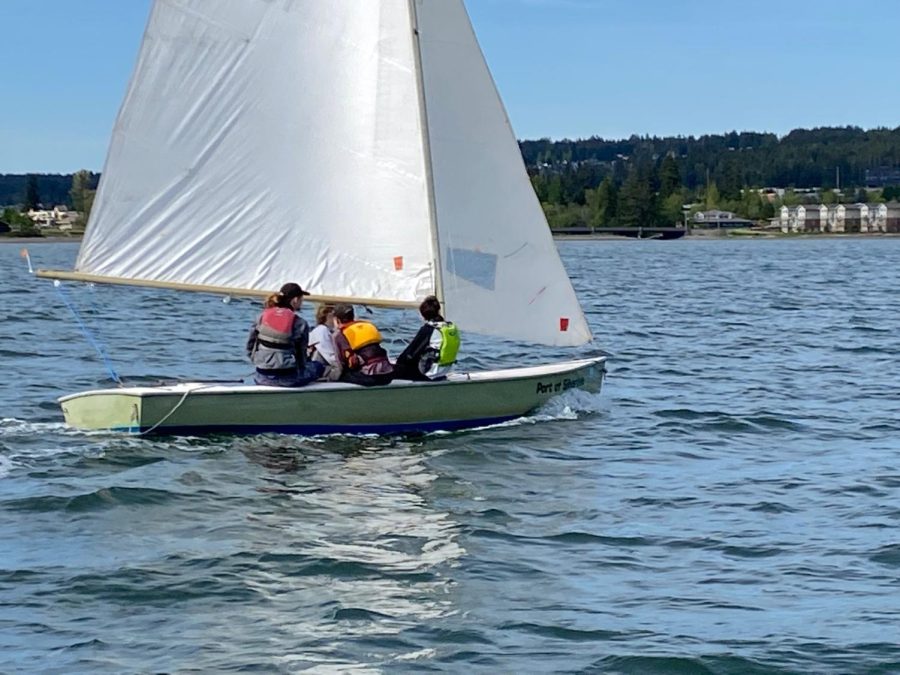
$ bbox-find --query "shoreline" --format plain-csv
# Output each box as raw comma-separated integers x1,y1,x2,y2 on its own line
552,231,900,241
0,236,82,244
4,233,900,246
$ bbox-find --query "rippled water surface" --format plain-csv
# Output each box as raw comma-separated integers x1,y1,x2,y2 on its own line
2,239,900,673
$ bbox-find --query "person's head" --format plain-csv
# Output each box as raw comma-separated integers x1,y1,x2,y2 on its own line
333,303,355,325
270,282,310,310
419,295,443,322
315,303,335,326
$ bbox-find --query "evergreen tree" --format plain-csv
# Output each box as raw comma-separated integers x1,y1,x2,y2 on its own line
781,189,801,206
586,176,618,228
69,170,90,213
618,165,655,228
719,160,743,201
530,174,549,202
546,175,563,204
704,181,720,210
24,174,40,211
658,154,681,199
660,190,686,226
740,188,763,220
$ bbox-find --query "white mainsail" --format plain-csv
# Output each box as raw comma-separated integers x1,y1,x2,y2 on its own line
78,0,434,305
70,0,591,347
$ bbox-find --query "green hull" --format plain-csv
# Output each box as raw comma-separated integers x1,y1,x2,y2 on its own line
59,357,606,436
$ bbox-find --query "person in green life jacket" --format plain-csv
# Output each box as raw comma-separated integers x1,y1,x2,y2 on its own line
246,282,325,386
393,295,460,381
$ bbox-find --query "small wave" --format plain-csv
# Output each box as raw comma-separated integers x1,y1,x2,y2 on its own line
870,544,900,567
0,418,69,435
332,607,395,622
652,409,807,434
718,544,784,559
3,486,185,513
833,344,891,354
851,325,891,333
749,501,797,514
592,654,779,674
51,638,108,653
499,621,626,642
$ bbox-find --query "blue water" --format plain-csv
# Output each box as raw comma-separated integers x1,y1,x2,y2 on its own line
2,238,899,673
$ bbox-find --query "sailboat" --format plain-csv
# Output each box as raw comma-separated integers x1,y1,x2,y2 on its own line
37,0,606,435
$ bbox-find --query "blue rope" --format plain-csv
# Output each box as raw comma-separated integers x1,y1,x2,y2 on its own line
54,283,123,385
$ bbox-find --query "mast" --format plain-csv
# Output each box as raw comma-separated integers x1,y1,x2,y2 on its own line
408,0,444,305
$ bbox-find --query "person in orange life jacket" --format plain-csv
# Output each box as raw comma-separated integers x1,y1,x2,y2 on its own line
246,282,325,387
393,295,459,381
332,303,394,387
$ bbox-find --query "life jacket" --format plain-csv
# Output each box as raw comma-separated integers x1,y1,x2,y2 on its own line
429,321,460,367
257,307,296,350
341,321,383,351
339,321,392,375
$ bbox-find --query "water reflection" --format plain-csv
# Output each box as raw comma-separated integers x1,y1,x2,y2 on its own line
230,436,464,666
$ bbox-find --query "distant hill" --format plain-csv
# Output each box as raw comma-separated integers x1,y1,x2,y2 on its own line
520,126,900,192
3,126,898,209
0,173,99,208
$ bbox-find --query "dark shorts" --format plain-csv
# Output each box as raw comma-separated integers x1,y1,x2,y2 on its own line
254,362,325,387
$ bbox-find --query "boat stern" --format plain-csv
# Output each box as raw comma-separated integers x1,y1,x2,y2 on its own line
59,390,144,432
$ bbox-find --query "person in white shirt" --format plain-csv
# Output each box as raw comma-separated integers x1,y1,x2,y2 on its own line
308,304,342,381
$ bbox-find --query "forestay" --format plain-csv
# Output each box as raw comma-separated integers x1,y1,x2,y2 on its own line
67,0,592,347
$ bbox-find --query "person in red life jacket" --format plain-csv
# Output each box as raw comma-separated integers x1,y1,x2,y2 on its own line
332,303,394,387
393,295,460,381
246,282,325,387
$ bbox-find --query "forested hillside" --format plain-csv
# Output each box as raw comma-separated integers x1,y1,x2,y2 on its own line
3,126,898,230
524,126,900,229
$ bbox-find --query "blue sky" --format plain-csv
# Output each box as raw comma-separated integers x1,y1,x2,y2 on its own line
2,0,899,173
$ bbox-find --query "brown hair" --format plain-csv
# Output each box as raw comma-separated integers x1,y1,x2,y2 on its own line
315,303,335,325
333,303,355,323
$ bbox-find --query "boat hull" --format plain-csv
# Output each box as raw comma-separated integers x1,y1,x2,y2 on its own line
59,358,606,436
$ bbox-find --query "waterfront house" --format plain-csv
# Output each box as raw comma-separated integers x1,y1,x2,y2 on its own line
827,204,846,233
27,205,80,229
888,203,900,232
805,204,827,232
692,210,755,229
778,203,900,234
844,204,864,233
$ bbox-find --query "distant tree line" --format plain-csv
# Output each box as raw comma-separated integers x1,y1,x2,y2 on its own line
0,171,99,236
0,174,91,208
524,126,900,229
3,126,899,231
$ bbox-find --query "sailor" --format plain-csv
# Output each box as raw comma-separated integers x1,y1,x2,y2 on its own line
393,295,460,381
333,304,394,386
246,282,325,387
308,303,342,381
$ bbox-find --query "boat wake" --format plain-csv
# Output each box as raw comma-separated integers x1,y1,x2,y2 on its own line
0,418,69,436
455,389,606,435
534,387,607,419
